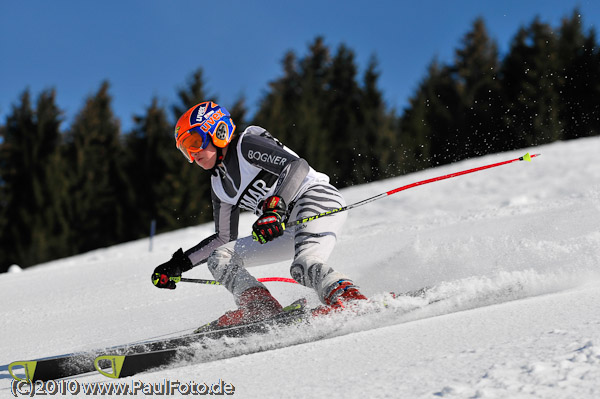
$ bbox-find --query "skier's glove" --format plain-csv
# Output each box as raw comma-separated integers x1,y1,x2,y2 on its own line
152,248,193,289
252,196,288,244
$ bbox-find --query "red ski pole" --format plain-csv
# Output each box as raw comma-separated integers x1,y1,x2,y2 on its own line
180,277,299,285
288,152,541,226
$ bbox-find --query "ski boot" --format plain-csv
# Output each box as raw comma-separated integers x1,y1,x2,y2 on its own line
312,280,368,317
216,287,283,328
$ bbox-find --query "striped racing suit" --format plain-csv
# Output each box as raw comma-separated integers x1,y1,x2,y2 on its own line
184,126,356,304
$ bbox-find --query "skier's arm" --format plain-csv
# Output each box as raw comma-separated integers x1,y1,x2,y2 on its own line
184,189,240,266
271,158,310,206
152,188,239,288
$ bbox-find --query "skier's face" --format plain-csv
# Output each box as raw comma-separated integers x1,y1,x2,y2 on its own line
192,142,218,170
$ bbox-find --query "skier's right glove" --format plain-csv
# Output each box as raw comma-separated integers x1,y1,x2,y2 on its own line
152,248,193,289
252,196,288,244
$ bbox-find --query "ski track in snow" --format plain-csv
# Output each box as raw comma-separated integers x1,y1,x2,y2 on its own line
1,137,600,398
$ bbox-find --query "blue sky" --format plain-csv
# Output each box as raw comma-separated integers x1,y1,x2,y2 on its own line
1,0,599,132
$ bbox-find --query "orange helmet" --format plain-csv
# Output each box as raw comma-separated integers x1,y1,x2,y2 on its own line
174,101,236,162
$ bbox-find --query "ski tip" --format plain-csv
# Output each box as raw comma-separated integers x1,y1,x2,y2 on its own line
8,361,37,381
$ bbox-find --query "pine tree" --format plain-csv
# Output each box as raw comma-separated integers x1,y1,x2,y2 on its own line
123,98,180,237
0,89,66,270
399,85,433,172
255,37,400,186
556,10,600,139
228,96,248,133
172,68,217,119
452,18,504,157
296,37,333,175
254,38,332,176
253,51,303,150
62,81,129,253
324,43,363,186
400,60,462,167
501,19,562,147
360,56,399,180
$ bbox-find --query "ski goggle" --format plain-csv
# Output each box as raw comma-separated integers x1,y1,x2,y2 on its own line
176,128,210,163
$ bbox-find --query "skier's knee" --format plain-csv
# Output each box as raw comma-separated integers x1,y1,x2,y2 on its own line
290,255,340,288
290,255,320,287
207,247,242,275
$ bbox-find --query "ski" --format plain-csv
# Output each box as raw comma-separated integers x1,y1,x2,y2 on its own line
7,334,204,382
92,290,438,379
9,288,440,381
94,299,310,378
8,299,307,381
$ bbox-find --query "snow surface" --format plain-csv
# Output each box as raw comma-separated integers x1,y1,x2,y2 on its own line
1,137,599,398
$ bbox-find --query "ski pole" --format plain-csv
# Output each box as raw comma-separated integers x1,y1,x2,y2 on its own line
180,277,299,285
286,152,540,226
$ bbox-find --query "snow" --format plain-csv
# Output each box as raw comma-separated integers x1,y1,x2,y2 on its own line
1,136,600,398
6,265,21,273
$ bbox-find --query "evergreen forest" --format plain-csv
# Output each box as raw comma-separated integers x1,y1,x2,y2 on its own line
1,11,599,272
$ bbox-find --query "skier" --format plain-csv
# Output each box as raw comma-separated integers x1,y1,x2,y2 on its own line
152,101,366,327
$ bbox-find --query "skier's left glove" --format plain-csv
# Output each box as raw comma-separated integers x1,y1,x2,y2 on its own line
152,248,193,289
252,196,288,244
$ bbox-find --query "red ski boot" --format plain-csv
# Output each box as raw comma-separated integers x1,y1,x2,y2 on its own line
217,287,283,327
312,280,368,317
